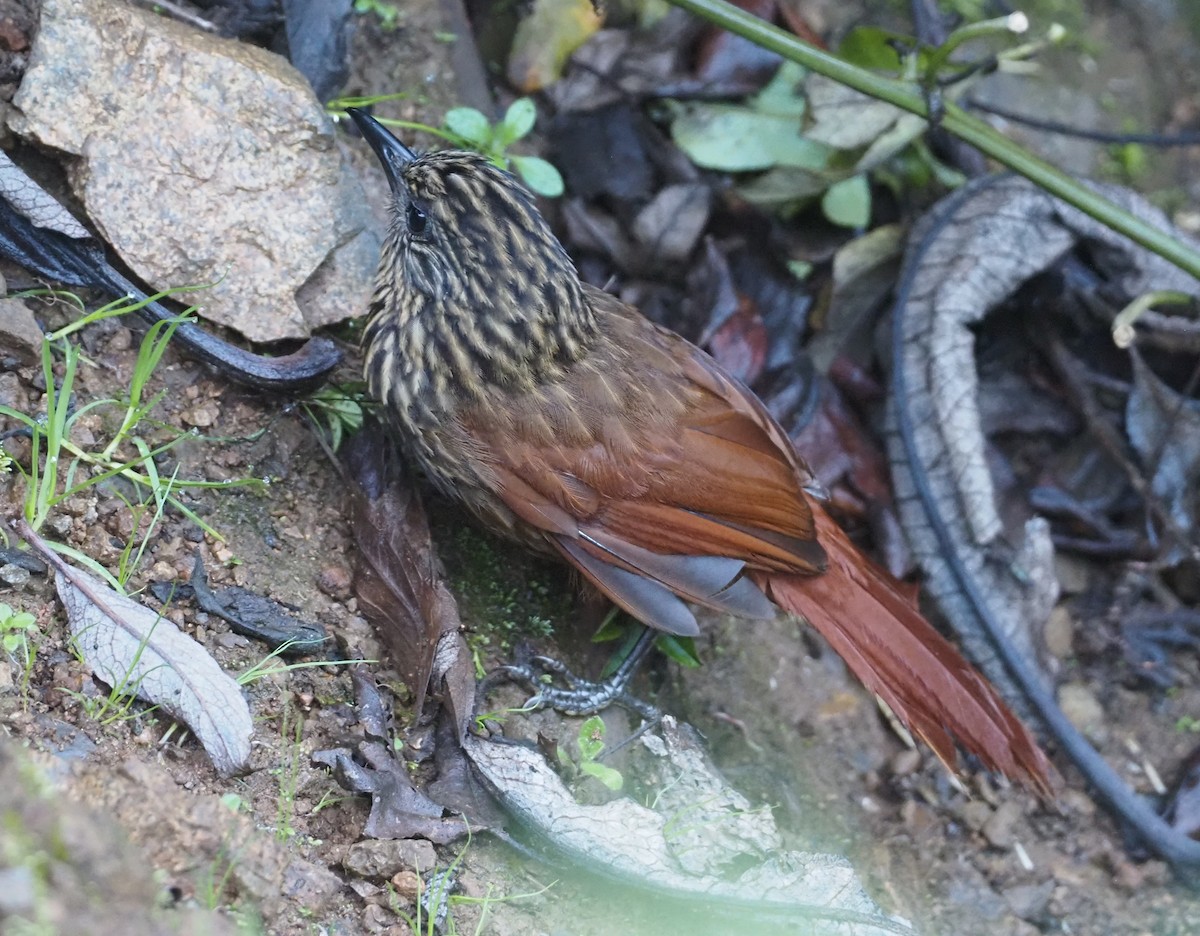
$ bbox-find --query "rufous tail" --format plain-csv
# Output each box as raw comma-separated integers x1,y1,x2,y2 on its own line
755,505,1057,798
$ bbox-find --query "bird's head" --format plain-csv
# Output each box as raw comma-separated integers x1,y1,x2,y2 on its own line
348,108,593,395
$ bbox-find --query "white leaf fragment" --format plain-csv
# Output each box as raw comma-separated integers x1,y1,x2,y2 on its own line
24,526,252,775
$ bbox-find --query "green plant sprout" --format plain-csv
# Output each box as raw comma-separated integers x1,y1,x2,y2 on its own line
353,0,401,30
352,0,400,31
196,846,240,911
471,700,540,734
564,714,624,792
237,641,373,685
300,384,366,452
0,603,37,659
592,606,700,674
272,703,306,842
329,94,565,197
0,289,263,589
0,602,39,707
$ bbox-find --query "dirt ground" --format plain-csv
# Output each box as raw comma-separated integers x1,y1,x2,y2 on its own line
4,1,1200,935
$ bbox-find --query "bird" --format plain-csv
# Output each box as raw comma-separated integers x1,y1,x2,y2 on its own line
346,107,1056,796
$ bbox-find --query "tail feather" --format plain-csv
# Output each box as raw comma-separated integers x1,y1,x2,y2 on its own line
755,506,1057,798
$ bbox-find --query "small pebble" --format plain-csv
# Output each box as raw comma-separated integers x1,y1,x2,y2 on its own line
390,870,422,901
889,748,922,778
0,866,36,914
1043,606,1074,659
362,903,393,933
1057,682,1107,744
317,563,353,599
981,800,1022,849
0,563,30,586
1002,880,1054,921
960,799,992,833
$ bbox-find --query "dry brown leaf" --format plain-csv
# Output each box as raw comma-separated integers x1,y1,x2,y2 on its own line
344,431,474,741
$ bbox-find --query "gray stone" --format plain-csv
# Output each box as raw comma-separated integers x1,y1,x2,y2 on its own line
1002,880,1055,921
0,297,43,364
0,563,30,586
981,799,1022,849
11,0,379,342
342,839,437,880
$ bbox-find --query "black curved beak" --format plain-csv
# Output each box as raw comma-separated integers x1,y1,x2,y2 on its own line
346,108,415,196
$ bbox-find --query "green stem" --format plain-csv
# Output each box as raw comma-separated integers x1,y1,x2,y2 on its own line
922,13,1027,83
665,0,1200,281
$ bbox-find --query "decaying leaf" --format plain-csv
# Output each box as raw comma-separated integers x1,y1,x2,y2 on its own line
1126,351,1200,551
807,222,904,373
804,75,908,151
344,430,474,741
313,741,468,843
0,149,90,239
631,183,711,263
315,667,495,841
16,520,252,776
148,553,328,656
693,0,780,86
507,0,603,93
188,552,328,654
705,296,768,386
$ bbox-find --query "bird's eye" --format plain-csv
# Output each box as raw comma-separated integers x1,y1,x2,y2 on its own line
406,202,428,236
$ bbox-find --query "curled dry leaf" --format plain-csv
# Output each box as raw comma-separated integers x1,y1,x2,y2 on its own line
889,174,1200,871
15,520,252,776
344,430,474,742
890,175,1200,698
312,742,468,843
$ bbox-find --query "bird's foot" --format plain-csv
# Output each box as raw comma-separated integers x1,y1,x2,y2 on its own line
480,647,661,723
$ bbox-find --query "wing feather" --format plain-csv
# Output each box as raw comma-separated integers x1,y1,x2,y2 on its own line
456,294,826,633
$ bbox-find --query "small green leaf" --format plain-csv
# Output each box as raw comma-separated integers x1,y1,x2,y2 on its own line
821,175,871,229
444,107,492,146
511,155,564,197
656,634,701,668
498,98,537,146
787,259,814,280
837,26,912,71
581,760,624,791
577,715,607,761
750,60,808,118
220,793,245,812
737,166,830,209
672,104,832,172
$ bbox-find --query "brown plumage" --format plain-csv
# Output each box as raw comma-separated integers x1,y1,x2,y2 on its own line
349,109,1056,796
